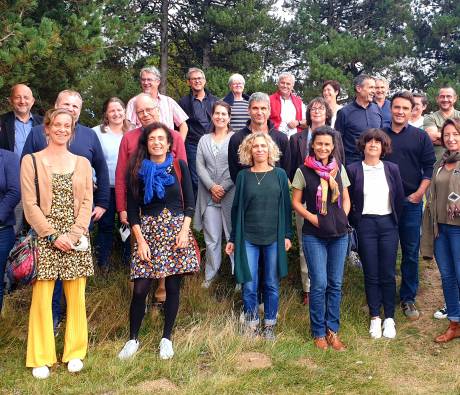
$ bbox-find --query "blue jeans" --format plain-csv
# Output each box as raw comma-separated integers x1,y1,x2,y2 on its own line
185,142,198,198
302,234,348,338
398,200,423,303
95,188,131,268
434,224,460,322
242,240,279,325
0,226,15,311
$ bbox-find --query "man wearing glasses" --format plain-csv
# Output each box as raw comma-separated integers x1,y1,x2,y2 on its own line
178,67,218,195
125,66,189,141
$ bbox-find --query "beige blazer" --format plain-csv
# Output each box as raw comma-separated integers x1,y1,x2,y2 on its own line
21,152,93,244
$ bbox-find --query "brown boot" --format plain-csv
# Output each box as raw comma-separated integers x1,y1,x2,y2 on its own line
314,337,328,350
435,321,460,343
326,329,346,351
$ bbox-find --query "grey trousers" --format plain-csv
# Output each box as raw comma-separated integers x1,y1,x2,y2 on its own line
295,208,310,292
202,205,234,281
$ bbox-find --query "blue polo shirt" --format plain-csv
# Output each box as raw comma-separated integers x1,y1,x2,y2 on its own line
335,100,383,165
383,124,435,196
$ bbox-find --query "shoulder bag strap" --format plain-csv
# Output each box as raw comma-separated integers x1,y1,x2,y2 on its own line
30,153,40,207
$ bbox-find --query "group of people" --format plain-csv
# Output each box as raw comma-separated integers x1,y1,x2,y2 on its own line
0,66,459,380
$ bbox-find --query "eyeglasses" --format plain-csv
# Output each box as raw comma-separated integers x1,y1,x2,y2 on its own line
136,107,158,117
190,77,204,82
141,78,159,83
310,106,326,112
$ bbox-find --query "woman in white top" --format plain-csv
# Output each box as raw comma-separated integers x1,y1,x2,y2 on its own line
93,97,134,273
322,80,343,128
346,129,404,339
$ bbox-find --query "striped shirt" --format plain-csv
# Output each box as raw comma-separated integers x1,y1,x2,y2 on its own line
230,99,249,131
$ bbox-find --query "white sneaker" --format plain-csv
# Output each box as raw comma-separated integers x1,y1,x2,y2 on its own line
118,339,139,360
369,317,382,339
67,358,83,373
32,366,50,379
159,338,174,360
382,318,396,339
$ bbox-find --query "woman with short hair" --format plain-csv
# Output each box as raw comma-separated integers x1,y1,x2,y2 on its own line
347,128,404,339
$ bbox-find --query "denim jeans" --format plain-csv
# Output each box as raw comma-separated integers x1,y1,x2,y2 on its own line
185,142,198,198
242,240,279,325
357,215,399,318
434,224,460,322
302,234,348,338
398,200,423,303
0,226,15,311
95,188,131,268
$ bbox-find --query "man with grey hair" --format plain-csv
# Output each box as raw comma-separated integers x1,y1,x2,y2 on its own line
269,72,306,138
178,67,218,195
374,77,391,127
335,74,383,164
126,66,189,141
223,73,250,130
228,92,290,182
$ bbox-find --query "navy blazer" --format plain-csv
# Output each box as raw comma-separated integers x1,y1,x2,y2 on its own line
0,111,43,152
346,160,404,227
0,149,21,226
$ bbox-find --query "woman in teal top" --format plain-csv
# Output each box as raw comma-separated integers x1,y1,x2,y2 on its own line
225,132,292,340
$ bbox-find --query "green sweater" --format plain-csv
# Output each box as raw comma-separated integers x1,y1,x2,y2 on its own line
230,167,293,284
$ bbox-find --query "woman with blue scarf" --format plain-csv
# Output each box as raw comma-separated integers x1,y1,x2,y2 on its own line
118,122,199,361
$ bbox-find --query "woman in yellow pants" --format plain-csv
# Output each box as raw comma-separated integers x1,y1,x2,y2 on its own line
21,108,94,379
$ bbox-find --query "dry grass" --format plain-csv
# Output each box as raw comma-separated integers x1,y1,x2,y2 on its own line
1,254,460,394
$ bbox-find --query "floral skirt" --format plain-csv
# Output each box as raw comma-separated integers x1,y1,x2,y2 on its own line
130,209,200,279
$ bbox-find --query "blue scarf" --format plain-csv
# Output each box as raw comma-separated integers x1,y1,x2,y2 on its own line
138,154,175,204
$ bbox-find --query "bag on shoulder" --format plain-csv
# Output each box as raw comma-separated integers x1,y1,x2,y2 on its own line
6,230,39,285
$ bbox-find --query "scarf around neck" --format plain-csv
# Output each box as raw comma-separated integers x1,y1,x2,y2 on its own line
440,151,460,220
138,153,174,204
304,155,340,215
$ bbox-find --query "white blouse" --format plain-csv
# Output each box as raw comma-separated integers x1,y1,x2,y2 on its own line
362,161,392,215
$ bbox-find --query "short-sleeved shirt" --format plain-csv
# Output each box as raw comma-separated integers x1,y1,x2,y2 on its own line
423,109,460,160
292,164,350,192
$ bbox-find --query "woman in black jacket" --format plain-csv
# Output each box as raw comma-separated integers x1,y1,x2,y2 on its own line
347,128,404,340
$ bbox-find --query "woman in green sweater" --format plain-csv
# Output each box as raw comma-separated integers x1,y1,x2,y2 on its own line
225,132,292,340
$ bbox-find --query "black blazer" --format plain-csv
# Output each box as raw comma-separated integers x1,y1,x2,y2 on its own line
346,160,404,227
289,128,310,181
0,111,43,152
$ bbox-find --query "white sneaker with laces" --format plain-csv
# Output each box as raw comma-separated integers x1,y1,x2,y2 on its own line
67,358,83,373
118,339,139,360
32,366,50,379
433,305,448,320
382,318,396,339
159,338,174,360
369,317,382,339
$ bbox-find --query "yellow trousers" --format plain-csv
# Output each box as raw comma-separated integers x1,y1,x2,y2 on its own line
26,278,88,367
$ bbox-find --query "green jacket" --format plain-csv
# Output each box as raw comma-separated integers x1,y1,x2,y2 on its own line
230,168,293,284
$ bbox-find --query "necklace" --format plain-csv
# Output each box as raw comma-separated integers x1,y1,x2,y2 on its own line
254,171,268,185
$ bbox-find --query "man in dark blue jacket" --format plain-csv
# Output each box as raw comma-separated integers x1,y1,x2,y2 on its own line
178,68,218,195
383,91,436,321
21,89,110,331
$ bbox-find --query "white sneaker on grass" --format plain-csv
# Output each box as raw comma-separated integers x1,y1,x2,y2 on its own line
67,358,83,373
369,317,382,339
382,318,396,339
433,305,448,320
32,366,50,379
159,338,174,360
118,339,139,360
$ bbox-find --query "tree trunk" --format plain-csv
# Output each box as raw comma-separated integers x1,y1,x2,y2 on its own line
159,0,169,94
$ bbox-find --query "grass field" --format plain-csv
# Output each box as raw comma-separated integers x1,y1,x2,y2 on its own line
1,246,460,394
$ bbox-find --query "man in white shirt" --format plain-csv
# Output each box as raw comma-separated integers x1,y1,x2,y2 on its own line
409,92,427,128
126,66,189,141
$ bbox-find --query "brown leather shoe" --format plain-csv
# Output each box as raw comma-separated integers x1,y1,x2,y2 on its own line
435,321,460,343
314,337,328,350
326,329,346,351
302,292,310,306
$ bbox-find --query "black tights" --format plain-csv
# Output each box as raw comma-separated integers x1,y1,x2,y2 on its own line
129,275,182,340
